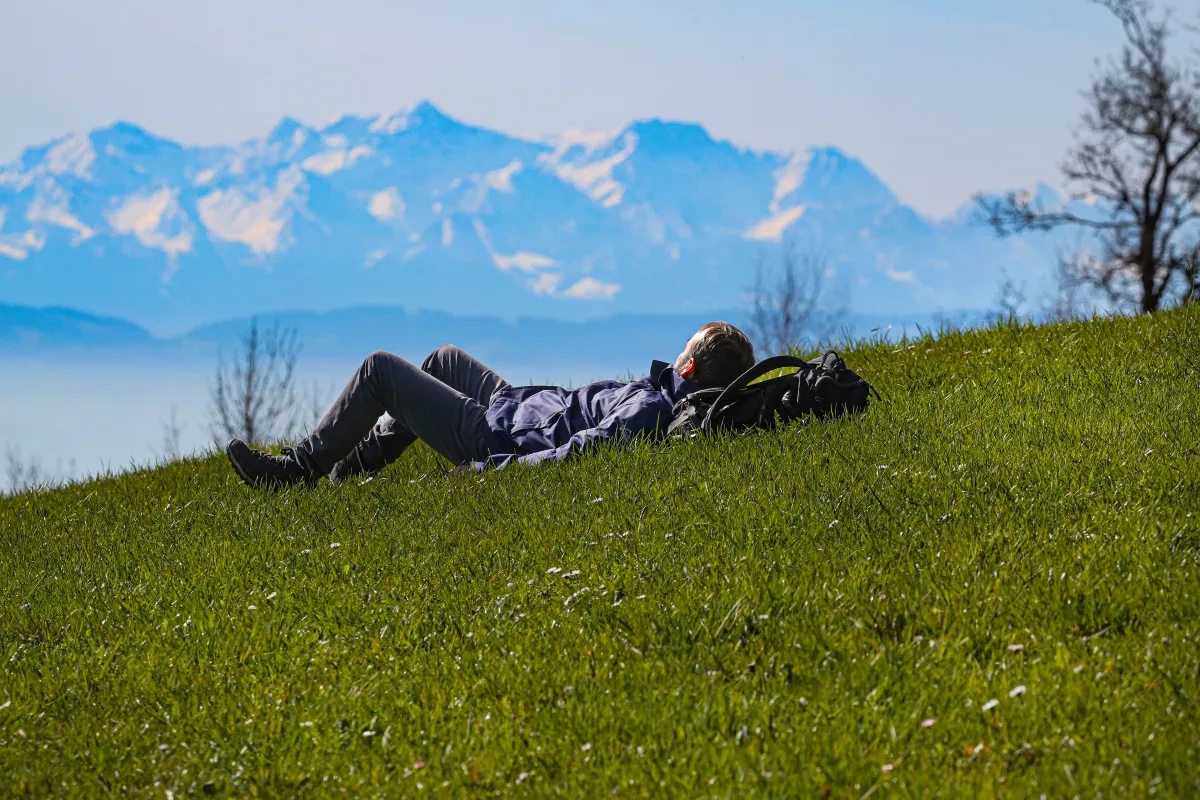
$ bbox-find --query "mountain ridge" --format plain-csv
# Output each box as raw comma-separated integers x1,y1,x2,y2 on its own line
0,300,988,370
0,100,1070,335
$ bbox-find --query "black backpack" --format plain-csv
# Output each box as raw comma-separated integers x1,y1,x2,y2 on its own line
667,351,878,437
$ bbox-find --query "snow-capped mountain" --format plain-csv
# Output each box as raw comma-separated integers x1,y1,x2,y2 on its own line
0,101,1065,334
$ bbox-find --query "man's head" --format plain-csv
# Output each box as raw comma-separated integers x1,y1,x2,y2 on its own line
674,321,755,388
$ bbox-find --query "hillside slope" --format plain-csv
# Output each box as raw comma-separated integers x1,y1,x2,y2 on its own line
2,307,1198,796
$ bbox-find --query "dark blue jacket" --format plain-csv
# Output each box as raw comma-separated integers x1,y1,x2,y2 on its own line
473,360,698,470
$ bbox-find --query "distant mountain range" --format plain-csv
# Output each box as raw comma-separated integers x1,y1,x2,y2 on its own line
0,301,988,376
0,101,1074,335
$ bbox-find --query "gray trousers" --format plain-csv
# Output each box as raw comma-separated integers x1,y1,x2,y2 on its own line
296,346,511,475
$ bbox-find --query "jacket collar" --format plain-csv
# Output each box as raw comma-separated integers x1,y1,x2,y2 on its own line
649,360,700,403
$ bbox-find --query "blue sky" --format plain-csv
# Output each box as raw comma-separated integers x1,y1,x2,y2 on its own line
0,0,1127,216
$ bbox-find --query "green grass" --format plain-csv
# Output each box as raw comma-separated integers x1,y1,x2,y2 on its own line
3,307,1199,797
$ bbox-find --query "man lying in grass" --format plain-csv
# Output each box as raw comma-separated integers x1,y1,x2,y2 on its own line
225,321,755,488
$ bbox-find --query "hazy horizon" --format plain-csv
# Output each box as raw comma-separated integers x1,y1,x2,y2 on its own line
0,1,1130,216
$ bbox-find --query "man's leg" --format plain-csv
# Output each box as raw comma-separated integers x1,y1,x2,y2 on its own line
335,345,511,478
227,349,500,488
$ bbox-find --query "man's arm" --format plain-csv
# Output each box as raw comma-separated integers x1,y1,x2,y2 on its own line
470,398,666,471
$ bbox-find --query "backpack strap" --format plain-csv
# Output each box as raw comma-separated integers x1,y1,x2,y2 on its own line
700,355,815,431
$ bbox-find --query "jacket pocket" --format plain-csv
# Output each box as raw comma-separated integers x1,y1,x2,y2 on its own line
508,391,568,433
510,409,564,434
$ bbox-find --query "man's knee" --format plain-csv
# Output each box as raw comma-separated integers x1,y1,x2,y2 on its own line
423,344,462,375
363,350,416,385
364,350,397,371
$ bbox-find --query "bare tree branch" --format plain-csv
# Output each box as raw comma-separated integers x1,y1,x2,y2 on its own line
975,0,1200,313
209,318,303,445
745,244,844,355
160,407,186,460
4,444,42,495
992,272,1028,323
1183,253,1200,302
1043,245,1101,322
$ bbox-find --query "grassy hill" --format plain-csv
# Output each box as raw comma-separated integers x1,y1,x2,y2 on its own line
2,307,1198,797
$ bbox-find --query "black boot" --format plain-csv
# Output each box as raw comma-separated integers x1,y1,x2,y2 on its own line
328,447,382,484
225,439,320,489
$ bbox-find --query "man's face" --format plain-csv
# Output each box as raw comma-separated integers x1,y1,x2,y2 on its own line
675,329,705,374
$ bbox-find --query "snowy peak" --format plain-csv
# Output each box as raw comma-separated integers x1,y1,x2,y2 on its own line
267,116,313,146
406,99,456,128
90,120,169,151
361,100,464,138
537,129,634,209
319,114,374,140
31,134,98,180
796,147,898,209
624,118,718,153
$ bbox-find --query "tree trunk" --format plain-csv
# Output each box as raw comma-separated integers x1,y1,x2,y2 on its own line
1139,231,1159,313
1141,264,1158,312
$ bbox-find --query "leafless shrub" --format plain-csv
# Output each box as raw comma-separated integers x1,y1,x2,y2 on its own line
746,246,844,355
209,318,302,445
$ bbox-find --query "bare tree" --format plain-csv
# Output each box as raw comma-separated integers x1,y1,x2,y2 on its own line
1184,252,1200,302
746,246,844,355
209,318,302,445
4,444,42,495
977,0,1200,314
992,271,1029,323
1042,245,1099,322
159,406,186,460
